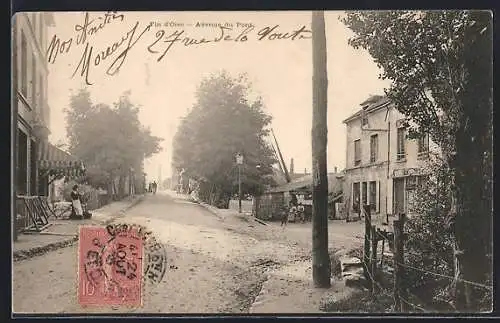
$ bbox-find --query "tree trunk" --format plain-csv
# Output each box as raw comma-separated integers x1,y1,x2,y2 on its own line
311,10,331,288
118,175,126,199
450,135,491,311
451,13,493,311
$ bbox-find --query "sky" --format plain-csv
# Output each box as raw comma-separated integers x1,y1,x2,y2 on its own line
46,11,390,183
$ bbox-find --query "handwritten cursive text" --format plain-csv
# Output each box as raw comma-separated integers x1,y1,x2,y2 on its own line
71,21,152,85
47,11,125,64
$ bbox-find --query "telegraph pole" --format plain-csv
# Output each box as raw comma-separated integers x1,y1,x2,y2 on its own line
311,10,331,288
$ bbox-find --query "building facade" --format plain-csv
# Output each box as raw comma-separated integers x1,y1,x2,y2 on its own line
342,95,439,224
13,12,55,196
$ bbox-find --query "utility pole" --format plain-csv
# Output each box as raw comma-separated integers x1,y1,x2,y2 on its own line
311,10,331,288
236,153,244,213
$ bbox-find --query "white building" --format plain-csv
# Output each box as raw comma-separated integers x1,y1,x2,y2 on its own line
342,95,439,225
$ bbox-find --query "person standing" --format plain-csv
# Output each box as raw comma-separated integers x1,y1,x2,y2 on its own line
71,185,83,219
152,181,157,194
298,203,306,223
280,204,289,227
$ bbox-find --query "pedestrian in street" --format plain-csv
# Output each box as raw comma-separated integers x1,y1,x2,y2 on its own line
71,184,84,219
298,203,305,223
289,203,297,223
152,181,157,194
148,182,152,193
280,205,289,227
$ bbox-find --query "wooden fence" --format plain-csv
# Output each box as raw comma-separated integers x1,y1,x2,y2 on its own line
362,204,414,311
361,204,492,312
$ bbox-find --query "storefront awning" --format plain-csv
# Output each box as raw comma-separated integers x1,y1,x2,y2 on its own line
38,142,85,179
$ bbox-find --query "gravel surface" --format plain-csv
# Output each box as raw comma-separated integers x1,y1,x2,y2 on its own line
12,192,363,314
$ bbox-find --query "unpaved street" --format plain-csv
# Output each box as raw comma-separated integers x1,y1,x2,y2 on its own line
13,192,362,314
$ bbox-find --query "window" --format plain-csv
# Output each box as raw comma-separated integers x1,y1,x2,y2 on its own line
418,133,429,156
370,134,378,163
39,14,44,47
32,54,37,106
362,116,368,126
369,181,377,211
21,31,27,97
352,182,360,212
32,14,37,36
39,75,44,108
354,139,361,166
362,182,367,207
396,127,406,161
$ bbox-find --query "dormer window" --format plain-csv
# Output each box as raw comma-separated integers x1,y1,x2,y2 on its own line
362,116,368,126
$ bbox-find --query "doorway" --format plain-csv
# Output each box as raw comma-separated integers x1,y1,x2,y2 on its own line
393,177,405,215
17,129,28,195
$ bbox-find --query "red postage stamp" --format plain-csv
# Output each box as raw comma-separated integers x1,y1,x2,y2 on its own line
78,226,143,307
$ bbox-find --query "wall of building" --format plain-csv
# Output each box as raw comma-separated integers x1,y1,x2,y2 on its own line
13,12,52,196
343,101,439,223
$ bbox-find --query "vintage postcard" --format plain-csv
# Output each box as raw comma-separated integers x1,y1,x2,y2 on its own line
12,10,493,315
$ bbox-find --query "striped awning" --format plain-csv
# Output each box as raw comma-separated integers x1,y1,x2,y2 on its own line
38,142,86,179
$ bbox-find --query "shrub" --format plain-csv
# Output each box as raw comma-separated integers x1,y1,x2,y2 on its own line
404,156,456,310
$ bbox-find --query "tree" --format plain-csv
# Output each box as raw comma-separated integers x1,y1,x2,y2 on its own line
311,10,331,288
172,71,277,207
343,10,492,310
65,89,163,195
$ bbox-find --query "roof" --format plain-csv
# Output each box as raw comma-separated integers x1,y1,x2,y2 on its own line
271,167,310,186
267,173,343,194
342,96,391,124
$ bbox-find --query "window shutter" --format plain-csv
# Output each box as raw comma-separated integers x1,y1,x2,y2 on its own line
376,181,380,213
366,182,370,206
351,182,354,210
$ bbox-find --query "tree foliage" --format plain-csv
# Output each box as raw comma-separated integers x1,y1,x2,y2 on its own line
404,154,456,310
65,89,163,191
343,10,492,311
172,71,277,206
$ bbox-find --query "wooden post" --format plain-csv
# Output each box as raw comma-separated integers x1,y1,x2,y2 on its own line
393,213,407,312
238,163,242,213
371,224,378,294
380,231,386,268
363,204,372,285
311,10,331,288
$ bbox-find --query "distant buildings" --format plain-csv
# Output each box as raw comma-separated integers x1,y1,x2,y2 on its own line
342,95,438,224
254,172,343,221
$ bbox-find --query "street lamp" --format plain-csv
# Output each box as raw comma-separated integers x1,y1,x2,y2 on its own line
236,153,244,213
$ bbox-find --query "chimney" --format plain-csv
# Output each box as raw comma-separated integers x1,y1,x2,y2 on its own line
290,158,294,175
334,166,338,173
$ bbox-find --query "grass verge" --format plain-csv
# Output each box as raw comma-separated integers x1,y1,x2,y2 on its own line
320,289,394,313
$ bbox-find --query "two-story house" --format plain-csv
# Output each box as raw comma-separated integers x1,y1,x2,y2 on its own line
342,95,438,225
